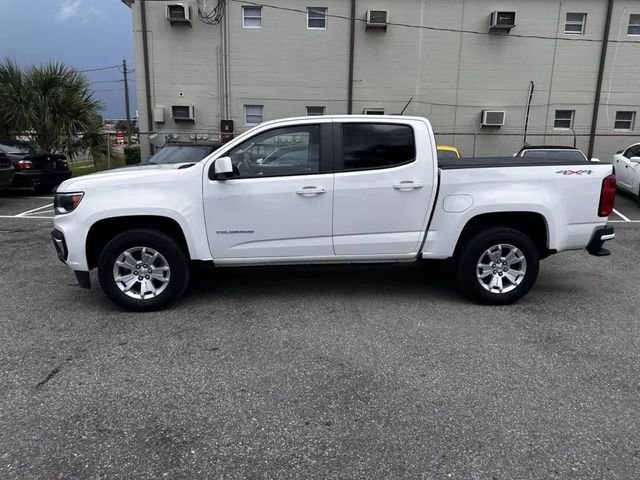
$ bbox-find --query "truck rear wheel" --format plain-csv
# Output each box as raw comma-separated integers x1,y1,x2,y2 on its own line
97,229,190,311
456,227,539,305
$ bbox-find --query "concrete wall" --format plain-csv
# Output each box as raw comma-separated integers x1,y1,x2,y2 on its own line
126,0,640,160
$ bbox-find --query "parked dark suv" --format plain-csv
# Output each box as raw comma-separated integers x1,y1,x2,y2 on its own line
0,140,72,193
142,142,222,165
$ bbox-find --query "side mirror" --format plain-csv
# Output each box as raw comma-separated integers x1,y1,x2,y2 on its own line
211,156,234,180
630,156,640,163
590,158,600,162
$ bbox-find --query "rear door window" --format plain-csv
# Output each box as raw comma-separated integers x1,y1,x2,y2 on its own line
340,123,415,171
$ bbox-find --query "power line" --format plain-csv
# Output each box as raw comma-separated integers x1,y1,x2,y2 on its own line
197,0,225,25
78,65,120,73
90,79,124,84
229,0,640,44
93,88,125,93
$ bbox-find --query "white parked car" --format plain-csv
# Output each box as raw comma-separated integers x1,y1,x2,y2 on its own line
611,143,640,199
515,145,597,162
52,116,616,311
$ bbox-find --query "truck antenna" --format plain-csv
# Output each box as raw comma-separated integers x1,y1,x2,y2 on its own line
399,97,414,115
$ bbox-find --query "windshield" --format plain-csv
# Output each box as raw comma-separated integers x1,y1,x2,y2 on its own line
521,149,586,161
437,149,459,159
0,141,33,154
147,145,213,164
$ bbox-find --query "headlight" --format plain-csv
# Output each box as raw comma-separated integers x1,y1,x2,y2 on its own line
54,192,84,214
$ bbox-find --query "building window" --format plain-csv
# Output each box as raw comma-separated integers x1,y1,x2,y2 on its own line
306,106,325,116
242,6,262,28
628,14,640,35
244,105,263,125
307,7,327,29
363,108,385,115
615,111,635,130
341,124,415,171
554,110,575,129
564,13,586,34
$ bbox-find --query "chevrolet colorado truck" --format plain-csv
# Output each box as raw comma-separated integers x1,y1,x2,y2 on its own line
51,116,616,311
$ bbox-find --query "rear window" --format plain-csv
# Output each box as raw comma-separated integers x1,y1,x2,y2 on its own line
341,123,415,170
0,142,33,154
520,149,586,162
147,145,214,164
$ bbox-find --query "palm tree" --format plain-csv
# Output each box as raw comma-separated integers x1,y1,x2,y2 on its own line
0,59,106,161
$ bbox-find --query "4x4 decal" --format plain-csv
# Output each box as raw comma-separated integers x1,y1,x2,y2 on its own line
556,169,593,175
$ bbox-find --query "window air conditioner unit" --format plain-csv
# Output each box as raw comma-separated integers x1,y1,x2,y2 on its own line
481,110,505,126
166,4,192,24
366,10,388,30
489,11,516,31
171,105,195,122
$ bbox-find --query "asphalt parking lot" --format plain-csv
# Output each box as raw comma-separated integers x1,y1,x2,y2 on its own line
1,190,640,479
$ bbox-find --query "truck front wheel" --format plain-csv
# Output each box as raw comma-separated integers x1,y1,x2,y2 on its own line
456,227,539,305
97,229,190,311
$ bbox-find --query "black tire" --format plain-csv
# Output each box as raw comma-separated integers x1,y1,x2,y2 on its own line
98,229,190,311
456,227,539,305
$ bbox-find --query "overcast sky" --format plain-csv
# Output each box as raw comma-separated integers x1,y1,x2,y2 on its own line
0,0,136,120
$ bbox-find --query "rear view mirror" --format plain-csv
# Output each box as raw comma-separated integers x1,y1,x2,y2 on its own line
630,156,640,163
212,156,234,179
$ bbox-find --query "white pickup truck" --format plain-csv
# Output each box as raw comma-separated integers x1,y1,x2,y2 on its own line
52,116,616,311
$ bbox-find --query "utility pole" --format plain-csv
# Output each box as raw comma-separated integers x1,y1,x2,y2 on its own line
122,59,132,146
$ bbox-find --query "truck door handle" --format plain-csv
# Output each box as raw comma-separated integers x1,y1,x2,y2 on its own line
296,186,327,196
393,181,424,191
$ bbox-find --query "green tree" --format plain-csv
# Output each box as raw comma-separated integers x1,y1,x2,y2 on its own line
115,119,138,134
0,59,106,161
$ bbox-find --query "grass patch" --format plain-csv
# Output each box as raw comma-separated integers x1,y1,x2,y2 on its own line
69,155,126,177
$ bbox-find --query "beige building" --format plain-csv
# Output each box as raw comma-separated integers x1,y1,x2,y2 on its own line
122,0,640,159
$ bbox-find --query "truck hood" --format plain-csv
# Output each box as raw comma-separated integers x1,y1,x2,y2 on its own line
58,162,202,192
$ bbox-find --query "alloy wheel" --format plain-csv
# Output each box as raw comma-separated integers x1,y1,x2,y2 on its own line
476,243,527,294
112,246,171,300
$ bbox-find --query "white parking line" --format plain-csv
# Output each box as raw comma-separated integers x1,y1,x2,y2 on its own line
16,203,53,217
0,215,53,219
612,208,631,222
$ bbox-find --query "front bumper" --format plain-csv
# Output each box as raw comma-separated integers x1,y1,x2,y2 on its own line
586,226,615,257
51,228,91,289
51,228,68,262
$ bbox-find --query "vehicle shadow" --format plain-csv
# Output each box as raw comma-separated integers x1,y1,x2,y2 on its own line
183,260,460,303
3,188,52,197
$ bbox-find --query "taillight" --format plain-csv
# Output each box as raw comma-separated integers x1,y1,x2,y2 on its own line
16,160,34,170
0,160,10,168
598,174,616,217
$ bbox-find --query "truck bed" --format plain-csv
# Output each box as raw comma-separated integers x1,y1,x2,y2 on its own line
439,156,592,169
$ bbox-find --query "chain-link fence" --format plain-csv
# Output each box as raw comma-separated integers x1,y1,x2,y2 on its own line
433,132,640,161
90,129,640,170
